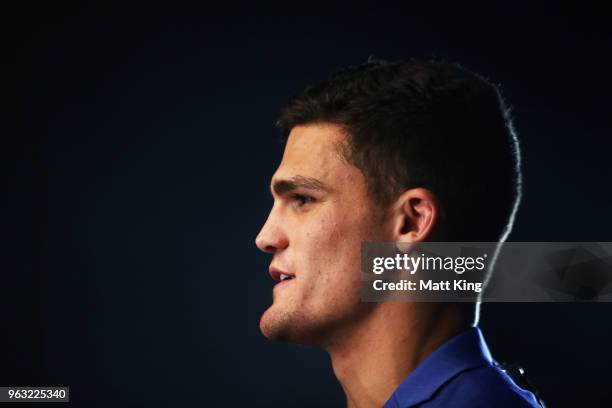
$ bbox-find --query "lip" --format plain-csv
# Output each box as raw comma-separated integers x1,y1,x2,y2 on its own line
269,266,296,283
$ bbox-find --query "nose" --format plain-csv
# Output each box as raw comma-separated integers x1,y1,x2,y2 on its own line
255,210,288,254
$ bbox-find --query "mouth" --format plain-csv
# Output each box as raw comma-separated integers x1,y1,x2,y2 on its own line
269,267,296,284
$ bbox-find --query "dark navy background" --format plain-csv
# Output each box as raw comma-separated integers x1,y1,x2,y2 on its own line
6,3,612,407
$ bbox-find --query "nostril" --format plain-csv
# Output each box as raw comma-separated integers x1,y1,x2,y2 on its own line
263,244,277,254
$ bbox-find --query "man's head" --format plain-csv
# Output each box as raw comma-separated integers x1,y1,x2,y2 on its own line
255,59,521,345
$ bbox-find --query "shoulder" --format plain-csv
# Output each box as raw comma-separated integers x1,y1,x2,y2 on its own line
420,363,542,408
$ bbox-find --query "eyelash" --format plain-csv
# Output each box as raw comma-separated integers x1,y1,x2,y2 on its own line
291,194,315,207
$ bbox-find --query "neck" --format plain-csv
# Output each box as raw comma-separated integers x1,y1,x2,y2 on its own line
323,303,471,408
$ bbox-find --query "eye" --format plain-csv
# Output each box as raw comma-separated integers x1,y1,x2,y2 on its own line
291,193,315,207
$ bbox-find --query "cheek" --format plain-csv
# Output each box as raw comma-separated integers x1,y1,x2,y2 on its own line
302,211,368,285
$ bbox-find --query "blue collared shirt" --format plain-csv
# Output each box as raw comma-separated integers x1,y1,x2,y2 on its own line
383,327,543,408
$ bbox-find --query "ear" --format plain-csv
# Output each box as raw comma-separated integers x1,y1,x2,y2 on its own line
391,188,439,243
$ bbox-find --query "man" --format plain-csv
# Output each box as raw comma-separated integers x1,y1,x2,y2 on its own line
255,59,543,407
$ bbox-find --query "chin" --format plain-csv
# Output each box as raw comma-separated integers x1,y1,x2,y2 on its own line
259,306,323,345
259,305,344,346
259,310,280,340
260,309,301,342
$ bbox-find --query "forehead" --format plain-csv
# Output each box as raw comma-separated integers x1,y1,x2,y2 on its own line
273,123,361,187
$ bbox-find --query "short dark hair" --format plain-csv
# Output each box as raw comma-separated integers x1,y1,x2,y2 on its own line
276,59,521,242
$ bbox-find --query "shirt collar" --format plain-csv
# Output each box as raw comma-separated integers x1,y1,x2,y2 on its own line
383,326,493,408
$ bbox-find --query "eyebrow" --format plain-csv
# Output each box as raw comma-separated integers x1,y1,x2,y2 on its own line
271,175,331,196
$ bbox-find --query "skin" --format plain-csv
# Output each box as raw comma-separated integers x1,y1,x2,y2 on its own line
256,123,471,407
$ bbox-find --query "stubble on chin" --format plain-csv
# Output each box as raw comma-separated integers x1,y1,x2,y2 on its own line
260,305,300,342
260,303,330,345
261,305,358,348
